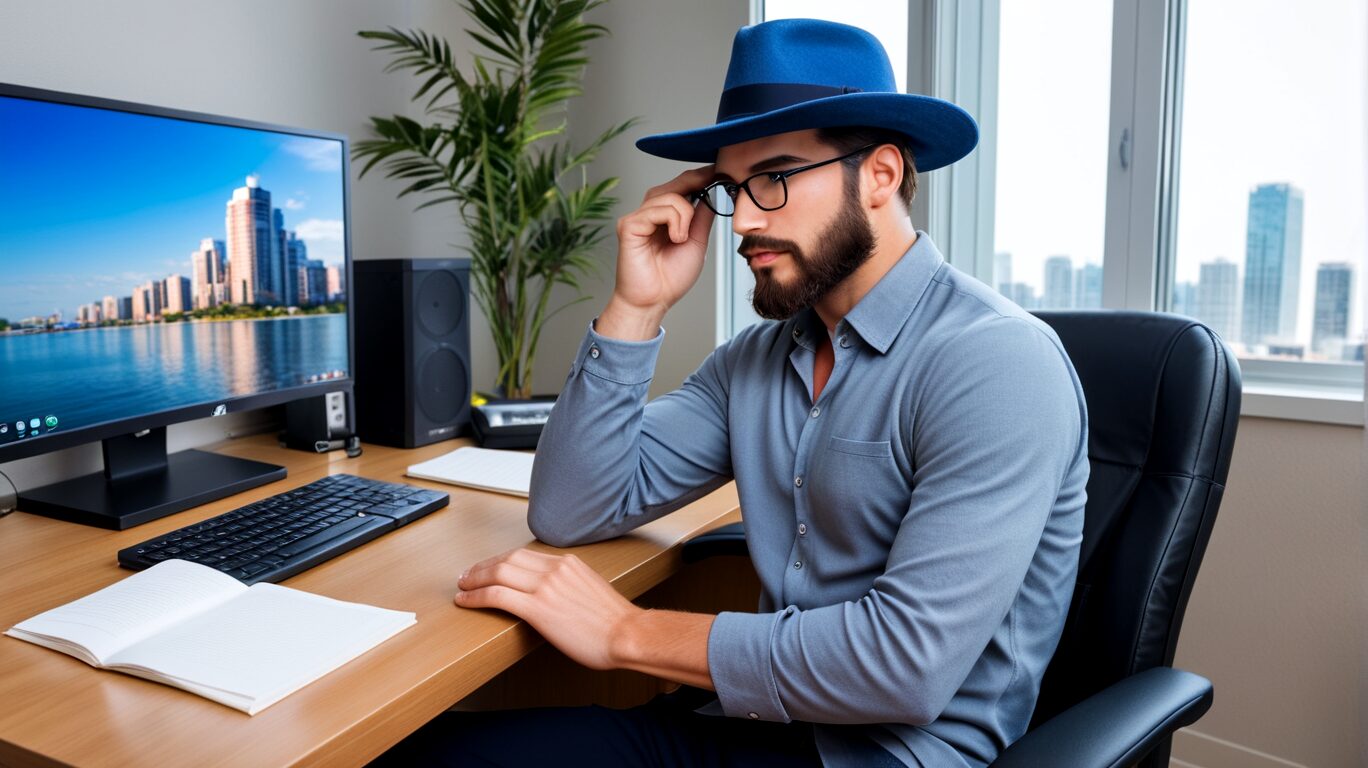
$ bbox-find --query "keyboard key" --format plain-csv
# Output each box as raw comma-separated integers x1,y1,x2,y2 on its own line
275,516,373,557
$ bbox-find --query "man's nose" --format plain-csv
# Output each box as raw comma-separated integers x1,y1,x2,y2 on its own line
731,190,768,236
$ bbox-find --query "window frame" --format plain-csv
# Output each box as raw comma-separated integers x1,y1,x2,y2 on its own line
725,0,1364,427
926,0,1364,425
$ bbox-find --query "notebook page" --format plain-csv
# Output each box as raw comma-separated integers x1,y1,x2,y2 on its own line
5,560,246,665
406,446,534,497
107,583,414,714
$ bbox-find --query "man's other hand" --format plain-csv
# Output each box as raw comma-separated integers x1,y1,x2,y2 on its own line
599,166,718,340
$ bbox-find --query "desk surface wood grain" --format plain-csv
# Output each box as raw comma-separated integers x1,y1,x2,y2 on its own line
0,434,740,767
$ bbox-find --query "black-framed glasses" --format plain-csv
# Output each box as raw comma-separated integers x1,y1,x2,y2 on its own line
690,144,877,217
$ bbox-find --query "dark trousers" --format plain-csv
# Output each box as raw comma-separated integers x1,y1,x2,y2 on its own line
370,689,824,767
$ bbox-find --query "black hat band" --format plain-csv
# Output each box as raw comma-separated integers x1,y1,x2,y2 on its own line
716,83,864,123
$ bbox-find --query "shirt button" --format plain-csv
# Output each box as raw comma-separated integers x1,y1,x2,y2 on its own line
810,406,820,418
793,476,803,488
748,712,760,720
589,347,600,359
793,560,803,570
838,335,851,348
798,523,807,535
784,606,795,616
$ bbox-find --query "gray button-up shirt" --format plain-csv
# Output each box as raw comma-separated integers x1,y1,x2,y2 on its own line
528,232,1088,767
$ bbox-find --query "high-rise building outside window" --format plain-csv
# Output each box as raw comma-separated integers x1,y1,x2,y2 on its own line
1239,183,1304,351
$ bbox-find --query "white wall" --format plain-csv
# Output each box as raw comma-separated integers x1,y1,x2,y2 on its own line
0,0,478,489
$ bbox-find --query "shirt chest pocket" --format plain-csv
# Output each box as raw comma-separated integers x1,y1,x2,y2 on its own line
807,436,909,548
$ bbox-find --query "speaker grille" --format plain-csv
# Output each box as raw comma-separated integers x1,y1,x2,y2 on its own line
418,346,469,424
417,270,465,340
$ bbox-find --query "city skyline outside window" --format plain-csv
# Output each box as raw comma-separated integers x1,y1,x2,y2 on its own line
1169,0,1366,363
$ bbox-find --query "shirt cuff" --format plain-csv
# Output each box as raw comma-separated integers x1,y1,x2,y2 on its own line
708,608,794,723
570,318,664,386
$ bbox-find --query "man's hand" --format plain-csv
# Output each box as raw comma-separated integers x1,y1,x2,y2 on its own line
599,166,718,340
455,547,640,670
455,546,716,689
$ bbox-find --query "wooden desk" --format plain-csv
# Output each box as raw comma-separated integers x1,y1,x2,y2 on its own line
0,434,741,767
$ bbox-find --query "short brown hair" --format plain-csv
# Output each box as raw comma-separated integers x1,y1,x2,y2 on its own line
815,126,918,210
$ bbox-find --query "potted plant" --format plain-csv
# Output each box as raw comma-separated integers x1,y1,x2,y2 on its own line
355,0,635,399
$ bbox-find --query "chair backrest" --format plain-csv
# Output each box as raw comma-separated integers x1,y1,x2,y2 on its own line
1028,311,1240,733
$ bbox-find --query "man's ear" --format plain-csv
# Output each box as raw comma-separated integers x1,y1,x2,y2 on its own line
864,144,903,209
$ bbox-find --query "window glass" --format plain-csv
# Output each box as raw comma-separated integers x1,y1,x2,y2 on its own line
1169,0,1366,364
992,0,1112,310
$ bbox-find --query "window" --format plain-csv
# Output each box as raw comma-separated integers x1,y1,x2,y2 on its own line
945,0,1365,424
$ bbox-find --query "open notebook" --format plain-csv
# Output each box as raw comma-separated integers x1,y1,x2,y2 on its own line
406,446,535,498
5,559,414,715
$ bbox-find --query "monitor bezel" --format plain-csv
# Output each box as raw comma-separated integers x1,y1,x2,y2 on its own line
0,82,356,465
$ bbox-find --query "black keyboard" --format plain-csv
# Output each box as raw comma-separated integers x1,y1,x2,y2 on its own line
118,474,449,585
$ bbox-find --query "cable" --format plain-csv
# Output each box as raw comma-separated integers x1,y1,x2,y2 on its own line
0,467,17,517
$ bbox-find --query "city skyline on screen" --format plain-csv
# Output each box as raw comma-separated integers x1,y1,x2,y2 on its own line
0,95,348,323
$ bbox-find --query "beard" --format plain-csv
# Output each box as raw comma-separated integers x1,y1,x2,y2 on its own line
742,180,877,320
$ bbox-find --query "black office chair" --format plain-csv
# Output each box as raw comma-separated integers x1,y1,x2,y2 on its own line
682,311,1241,768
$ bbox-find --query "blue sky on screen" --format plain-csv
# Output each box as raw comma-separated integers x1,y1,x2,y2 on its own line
0,95,346,321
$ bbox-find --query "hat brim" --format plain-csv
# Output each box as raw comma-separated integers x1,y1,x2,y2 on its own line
635,92,979,173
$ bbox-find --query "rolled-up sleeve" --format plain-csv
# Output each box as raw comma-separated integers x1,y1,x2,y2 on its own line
708,316,1085,726
709,609,791,721
527,319,735,547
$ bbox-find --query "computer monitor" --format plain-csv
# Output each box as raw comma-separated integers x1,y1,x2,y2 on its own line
0,83,353,529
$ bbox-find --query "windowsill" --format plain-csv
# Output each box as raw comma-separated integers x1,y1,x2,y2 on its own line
1240,384,1365,427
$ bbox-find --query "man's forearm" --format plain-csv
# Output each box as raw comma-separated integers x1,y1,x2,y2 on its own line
612,608,716,690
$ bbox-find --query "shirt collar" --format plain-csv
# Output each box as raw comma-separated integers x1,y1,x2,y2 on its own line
841,231,944,354
788,309,824,352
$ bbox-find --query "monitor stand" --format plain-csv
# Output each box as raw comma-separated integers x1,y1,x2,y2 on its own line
18,427,286,530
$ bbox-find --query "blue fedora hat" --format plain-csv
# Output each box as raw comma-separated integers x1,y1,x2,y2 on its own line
636,19,978,172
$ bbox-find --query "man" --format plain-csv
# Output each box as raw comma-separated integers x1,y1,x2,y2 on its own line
380,18,1087,768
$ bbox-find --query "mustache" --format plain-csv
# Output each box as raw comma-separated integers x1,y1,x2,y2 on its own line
738,235,802,259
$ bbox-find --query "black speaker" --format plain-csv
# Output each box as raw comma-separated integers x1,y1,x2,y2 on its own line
353,258,472,448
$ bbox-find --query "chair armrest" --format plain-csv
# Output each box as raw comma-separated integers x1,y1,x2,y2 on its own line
682,521,747,563
991,667,1212,768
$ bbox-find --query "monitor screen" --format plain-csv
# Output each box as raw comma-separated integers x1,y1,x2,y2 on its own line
0,86,351,459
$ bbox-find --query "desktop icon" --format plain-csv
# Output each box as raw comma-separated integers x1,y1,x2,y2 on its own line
29,418,40,430
16,421,26,432
45,415,58,428
0,423,7,434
